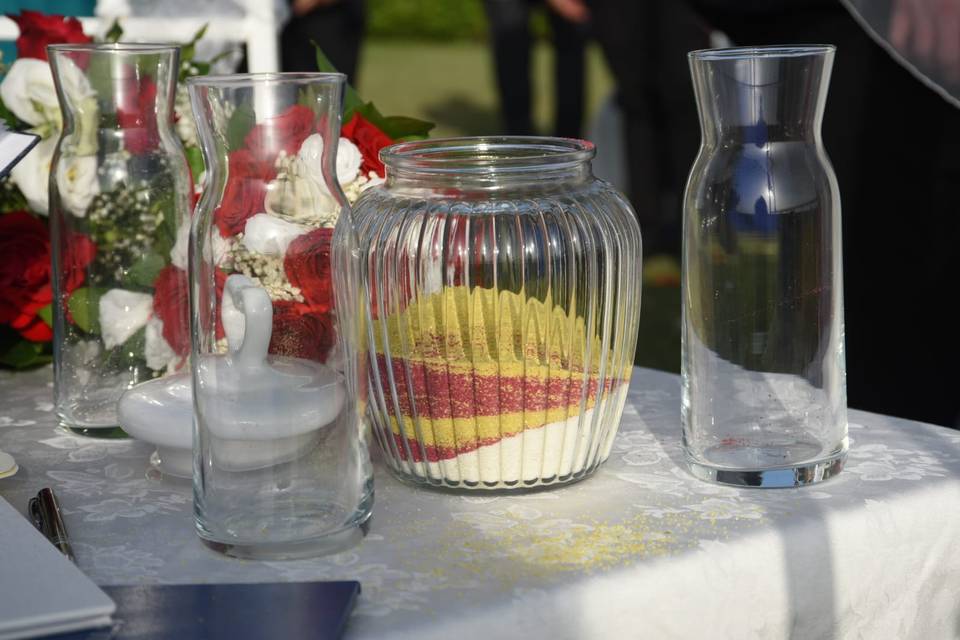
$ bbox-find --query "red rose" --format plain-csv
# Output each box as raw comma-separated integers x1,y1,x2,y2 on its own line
341,113,392,178
0,212,95,342
284,228,334,312
269,301,336,363
244,104,316,161
117,75,160,154
214,149,275,237
153,265,227,356
7,11,91,61
152,266,190,356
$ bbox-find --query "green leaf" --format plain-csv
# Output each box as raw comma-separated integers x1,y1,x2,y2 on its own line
125,253,166,288
104,19,123,43
312,42,363,115
346,101,435,140
226,102,256,151
0,340,46,369
148,188,179,260
376,115,435,140
0,177,29,213
189,61,211,77
67,287,105,334
36,305,53,327
0,96,20,130
185,145,205,184
180,24,209,65
101,327,147,371
85,53,115,103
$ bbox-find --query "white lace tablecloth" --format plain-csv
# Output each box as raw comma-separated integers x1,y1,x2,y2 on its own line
2,366,960,639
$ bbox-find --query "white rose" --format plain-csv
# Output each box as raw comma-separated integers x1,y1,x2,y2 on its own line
171,223,228,270
297,133,362,187
242,213,309,257
55,155,100,217
10,136,55,214
0,58,58,128
264,159,338,224
336,138,363,185
99,289,153,349
144,316,179,372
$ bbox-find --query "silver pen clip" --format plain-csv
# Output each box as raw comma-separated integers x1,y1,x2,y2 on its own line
28,488,75,563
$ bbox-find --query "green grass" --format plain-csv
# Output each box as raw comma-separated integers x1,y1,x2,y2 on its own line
357,40,614,138
356,40,681,373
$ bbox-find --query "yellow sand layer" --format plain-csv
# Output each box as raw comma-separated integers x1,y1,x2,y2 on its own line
370,285,633,451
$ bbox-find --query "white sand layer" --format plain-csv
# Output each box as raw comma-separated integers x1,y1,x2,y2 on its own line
392,385,629,488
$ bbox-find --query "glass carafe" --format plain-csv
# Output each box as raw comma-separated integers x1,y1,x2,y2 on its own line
682,46,848,487
48,44,191,437
187,73,373,558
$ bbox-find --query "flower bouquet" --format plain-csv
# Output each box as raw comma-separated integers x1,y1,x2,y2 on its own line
0,12,214,378
201,47,434,368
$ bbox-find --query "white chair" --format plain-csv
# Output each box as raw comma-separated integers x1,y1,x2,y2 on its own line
0,0,280,72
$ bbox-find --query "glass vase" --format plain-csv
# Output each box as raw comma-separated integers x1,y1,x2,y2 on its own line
48,44,191,437
681,46,848,487
188,73,373,558
349,137,643,490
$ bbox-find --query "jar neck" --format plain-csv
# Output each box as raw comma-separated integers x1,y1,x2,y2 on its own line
381,137,596,194
689,46,834,147
49,45,179,127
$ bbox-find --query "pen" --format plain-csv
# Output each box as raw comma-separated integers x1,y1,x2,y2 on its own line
28,487,75,563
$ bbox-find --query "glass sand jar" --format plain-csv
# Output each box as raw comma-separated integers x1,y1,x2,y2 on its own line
188,73,373,558
351,137,643,490
682,46,848,487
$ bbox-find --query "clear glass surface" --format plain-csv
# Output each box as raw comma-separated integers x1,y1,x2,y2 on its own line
188,73,373,558
682,46,848,487
48,44,191,436
350,137,643,490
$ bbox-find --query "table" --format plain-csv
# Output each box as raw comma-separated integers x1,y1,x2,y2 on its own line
2,366,959,639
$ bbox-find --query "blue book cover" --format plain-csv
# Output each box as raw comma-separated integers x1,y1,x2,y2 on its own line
52,582,361,640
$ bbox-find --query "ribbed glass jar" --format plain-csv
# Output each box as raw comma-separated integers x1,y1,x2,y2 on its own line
350,137,642,490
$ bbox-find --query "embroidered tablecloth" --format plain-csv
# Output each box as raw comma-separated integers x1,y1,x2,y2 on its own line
2,366,959,639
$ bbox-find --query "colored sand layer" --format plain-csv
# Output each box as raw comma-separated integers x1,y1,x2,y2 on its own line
368,285,633,486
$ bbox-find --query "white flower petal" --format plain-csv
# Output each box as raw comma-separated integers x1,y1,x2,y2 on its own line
335,138,362,185
0,59,57,127
55,155,100,217
297,133,362,188
144,316,178,371
11,136,55,214
241,213,308,257
171,223,227,270
297,133,325,184
99,290,153,349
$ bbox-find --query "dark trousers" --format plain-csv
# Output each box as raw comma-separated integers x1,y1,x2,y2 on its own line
588,0,709,257
281,0,366,82
483,0,587,138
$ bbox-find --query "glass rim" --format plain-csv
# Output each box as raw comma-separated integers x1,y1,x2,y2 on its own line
381,136,596,174
47,42,180,53
186,72,346,87
688,44,836,61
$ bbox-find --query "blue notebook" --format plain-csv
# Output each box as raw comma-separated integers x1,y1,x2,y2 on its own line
53,582,361,640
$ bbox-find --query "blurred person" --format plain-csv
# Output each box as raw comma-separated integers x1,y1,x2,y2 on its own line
281,0,365,81
483,0,589,137
887,0,960,89
578,0,709,260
